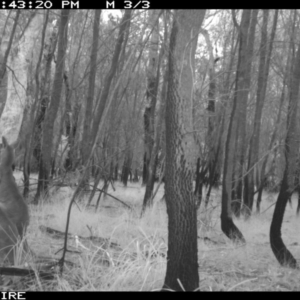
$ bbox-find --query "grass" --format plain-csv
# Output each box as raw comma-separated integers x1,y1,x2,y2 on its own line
3,172,300,290
199,189,300,291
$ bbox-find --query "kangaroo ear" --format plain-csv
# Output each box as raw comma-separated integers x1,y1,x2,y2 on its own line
2,137,7,148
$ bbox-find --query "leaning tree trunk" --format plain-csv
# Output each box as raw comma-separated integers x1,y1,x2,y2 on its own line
87,11,131,164
35,10,70,202
163,9,206,291
269,37,300,269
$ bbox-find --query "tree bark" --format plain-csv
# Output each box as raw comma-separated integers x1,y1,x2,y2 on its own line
163,9,206,291
269,34,300,269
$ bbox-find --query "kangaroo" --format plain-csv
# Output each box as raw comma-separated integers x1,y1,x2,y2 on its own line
0,208,18,264
0,136,30,264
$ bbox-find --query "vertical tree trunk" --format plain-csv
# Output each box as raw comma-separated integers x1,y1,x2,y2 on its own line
270,38,300,269
256,10,290,212
237,9,258,215
245,10,277,216
77,9,101,192
142,10,160,185
81,9,101,169
142,13,169,213
0,11,19,117
121,150,132,187
231,10,258,217
86,11,132,169
35,10,70,202
203,28,219,206
163,9,206,291
230,10,251,216
19,11,49,197
221,10,255,242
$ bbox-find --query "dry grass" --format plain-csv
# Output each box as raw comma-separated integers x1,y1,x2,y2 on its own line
2,172,300,290
199,189,300,291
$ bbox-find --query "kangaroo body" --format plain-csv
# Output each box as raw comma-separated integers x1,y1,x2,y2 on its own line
0,209,18,264
0,137,29,264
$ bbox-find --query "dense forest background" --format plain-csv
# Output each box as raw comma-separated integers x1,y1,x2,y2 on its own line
1,9,300,291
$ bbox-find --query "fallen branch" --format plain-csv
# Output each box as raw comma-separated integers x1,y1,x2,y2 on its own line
0,266,55,280
87,184,132,211
39,225,122,250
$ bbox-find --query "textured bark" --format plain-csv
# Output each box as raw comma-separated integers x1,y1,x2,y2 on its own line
269,37,300,269
35,10,70,202
163,9,206,291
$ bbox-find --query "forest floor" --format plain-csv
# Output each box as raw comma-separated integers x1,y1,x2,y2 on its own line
199,189,300,291
5,171,300,291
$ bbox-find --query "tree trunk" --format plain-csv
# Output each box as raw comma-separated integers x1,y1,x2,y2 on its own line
245,10,277,216
0,11,19,117
163,9,206,291
231,10,251,216
237,9,258,215
82,11,101,161
78,10,101,192
269,36,300,269
256,10,290,212
231,10,258,217
142,10,160,185
20,11,49,198
121,150,132,187
35,10,70,202
142,15,169,213
86,11,132,171
221,10,255,242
